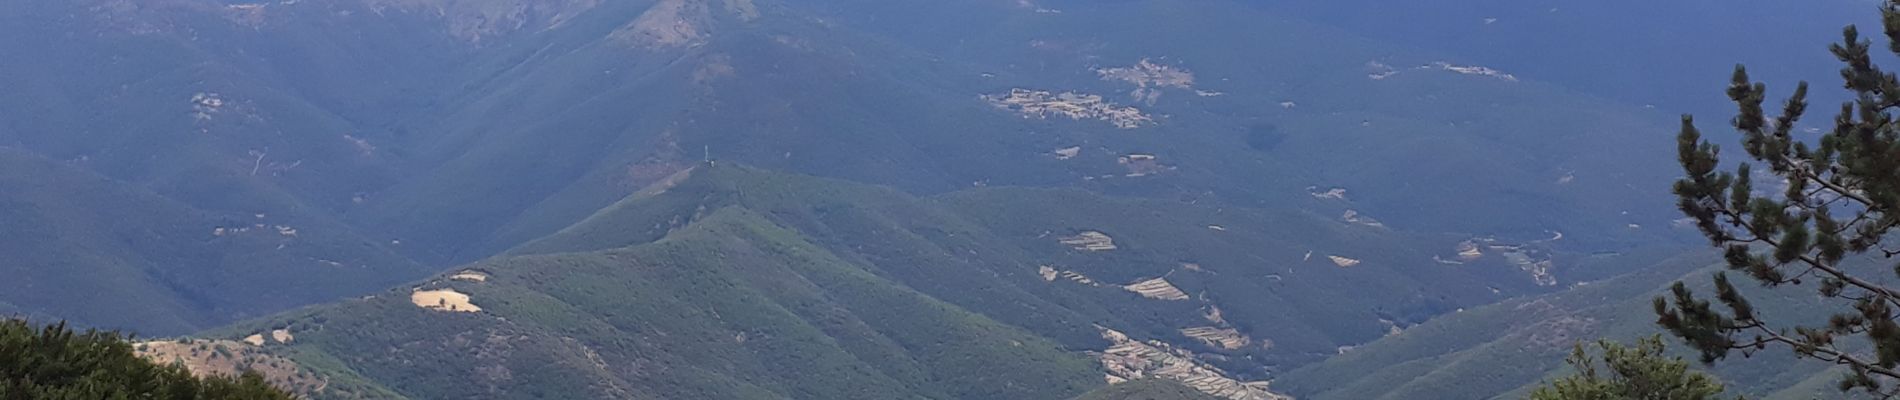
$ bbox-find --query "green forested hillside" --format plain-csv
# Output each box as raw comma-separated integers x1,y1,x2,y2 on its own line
1274,251,1854,400
216,207,1101,399
519,165,1563,368
187,165,1691,399
0,149,429,335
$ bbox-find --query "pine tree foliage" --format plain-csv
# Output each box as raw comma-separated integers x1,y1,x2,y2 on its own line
0,319,292,399
1662,1,1900,397
1530,336,1732,400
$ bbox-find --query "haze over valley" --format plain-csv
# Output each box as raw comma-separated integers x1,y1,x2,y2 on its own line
1,1,1891,399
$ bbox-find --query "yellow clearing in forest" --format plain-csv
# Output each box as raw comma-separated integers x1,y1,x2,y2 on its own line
412,289,481,312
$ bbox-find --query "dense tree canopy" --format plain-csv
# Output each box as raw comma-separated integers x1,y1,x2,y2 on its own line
1531,336,1731,400
0,319,292,399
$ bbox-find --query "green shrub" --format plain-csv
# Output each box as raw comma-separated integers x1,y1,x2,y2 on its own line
0,319,293,399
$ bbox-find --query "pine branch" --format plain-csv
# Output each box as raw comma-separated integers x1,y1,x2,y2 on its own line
1711,202,1900,303
1734,320,1900,382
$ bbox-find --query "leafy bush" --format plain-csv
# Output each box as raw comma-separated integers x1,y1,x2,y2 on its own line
1530,336,1729,400
0,319,293,399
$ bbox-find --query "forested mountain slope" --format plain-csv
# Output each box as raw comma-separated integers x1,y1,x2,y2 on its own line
0,148,427,334
185,164,1679,399
0,0,1702,338
1276,251,1862,400
0,0,1835,398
